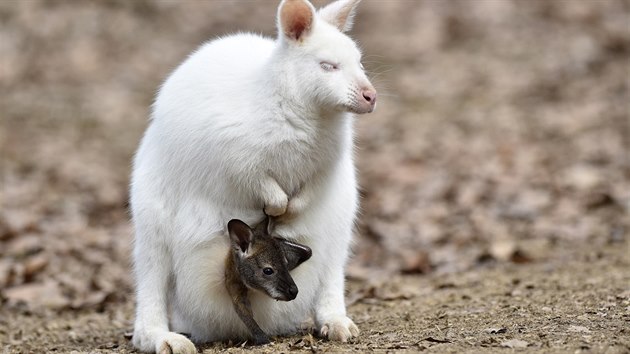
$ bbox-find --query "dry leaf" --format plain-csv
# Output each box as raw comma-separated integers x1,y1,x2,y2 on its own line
6,235,43,257
400,249,432,274
501,339,529,348
485,327,507,334
4,280,69,310
490,239,517,262
0,260,13,288
568,325,590,333
23,254,49,278
0,210,39,237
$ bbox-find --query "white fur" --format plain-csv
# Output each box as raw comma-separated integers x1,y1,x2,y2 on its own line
130,0,374,352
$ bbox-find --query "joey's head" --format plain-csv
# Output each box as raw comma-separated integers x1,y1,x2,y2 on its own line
276,0,377,114
227,217,312,301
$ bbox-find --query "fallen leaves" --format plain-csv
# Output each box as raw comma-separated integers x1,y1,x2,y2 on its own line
346,278,420,306
288,334,318,351
0,220,131,313
4,280,69,310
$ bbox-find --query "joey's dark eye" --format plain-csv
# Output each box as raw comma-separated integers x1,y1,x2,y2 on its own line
263,267,274,275
320,61,339,72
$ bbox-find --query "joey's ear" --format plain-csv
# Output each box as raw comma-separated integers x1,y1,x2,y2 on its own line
278,0,316,41
254,215,274,236
318,0,361,32
277,239,312,270
228,219,254,253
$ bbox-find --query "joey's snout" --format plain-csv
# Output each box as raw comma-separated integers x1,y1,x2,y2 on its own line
272,279,299,301
277,282,298,301
288,284,298,299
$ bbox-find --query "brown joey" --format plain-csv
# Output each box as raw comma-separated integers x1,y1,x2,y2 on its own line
225,216,312,345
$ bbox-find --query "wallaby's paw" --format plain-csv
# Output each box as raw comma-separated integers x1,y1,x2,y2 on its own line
279,194,307,221
320,316,359,342
299,318,316,334
264,194,288,217
157,332,197,354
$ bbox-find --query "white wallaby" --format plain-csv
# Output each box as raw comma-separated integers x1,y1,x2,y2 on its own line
130,0,376,352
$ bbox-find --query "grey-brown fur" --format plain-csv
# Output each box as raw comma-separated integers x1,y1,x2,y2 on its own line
225,216,312,345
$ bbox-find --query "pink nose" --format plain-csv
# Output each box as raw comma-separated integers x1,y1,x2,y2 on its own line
362,90,377,106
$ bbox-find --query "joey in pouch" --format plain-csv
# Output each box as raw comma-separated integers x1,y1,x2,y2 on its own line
225,216,312,344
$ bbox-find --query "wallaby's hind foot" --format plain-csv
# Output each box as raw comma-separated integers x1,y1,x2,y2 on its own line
319,316,360,343
157,333,197,354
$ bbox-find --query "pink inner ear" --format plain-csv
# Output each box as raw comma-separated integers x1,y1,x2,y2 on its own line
281,0,313,40
333,5,353,30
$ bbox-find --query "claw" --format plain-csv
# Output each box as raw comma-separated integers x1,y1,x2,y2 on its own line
158,342,172,354
320,325,329,338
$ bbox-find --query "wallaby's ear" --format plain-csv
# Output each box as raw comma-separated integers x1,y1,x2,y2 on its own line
278,0,316,41
318,0,361,33
228,219,254,254
277,238,312,270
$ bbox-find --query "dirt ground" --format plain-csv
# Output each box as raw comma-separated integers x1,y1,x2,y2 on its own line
1,1,629,353
3,243,630,353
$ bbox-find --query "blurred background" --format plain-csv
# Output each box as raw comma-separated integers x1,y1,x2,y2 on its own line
0,0,628,349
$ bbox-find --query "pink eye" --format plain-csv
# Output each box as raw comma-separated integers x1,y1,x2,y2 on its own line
320,61,339,71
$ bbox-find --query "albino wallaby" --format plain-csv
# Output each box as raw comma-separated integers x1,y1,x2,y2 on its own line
225,216,312,345
131,0,376,352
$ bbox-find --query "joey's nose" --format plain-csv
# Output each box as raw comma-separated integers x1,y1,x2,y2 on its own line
362,89,377,106
288,284,298,300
